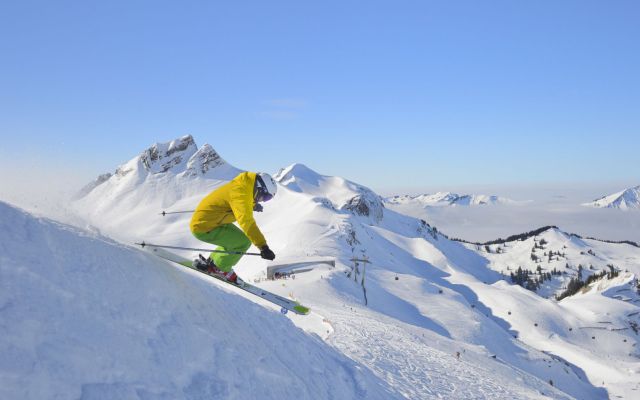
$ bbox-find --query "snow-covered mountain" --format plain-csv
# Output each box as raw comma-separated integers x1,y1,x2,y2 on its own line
82,135,240,186
73,135,242,241
58,136,640,398
460,226,640,298
583,185,640,210
275,163,386,223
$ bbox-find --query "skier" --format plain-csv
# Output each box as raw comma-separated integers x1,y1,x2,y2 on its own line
189,171,277,282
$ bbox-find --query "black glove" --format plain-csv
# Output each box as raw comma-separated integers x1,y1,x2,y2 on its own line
253,203,263,212
260,245,275,261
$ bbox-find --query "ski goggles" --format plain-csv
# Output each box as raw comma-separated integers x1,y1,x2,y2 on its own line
256,190,273,202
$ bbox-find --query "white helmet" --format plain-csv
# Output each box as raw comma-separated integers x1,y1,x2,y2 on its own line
255,172,277,202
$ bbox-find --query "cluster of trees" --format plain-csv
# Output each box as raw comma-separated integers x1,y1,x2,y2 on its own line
556,265,620,301
530,239,566,263
581,236,639,248
510,266,562,292
533,238,548,249
580,249,597,256
453,226,639,249
555,277,585,301
455,226,558,246
484,245,506,254
545,250,565,261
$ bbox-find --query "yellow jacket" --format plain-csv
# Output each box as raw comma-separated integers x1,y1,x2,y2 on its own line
190,172,267,248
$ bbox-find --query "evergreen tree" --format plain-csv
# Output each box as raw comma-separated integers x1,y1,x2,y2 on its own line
577,265,583,280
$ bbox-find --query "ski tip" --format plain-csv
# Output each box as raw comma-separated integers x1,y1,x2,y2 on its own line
293,304,310,315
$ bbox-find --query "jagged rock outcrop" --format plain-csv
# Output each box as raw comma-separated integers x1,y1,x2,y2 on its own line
184,144,226,177
139,135,197,174
342,192,384,223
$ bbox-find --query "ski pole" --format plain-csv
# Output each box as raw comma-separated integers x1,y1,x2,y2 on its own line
135,241,262,256
159,210,195,216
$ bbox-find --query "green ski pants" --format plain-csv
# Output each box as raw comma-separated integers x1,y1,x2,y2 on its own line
192,224,252,272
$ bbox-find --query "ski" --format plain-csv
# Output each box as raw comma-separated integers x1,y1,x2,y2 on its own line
140,244,310,315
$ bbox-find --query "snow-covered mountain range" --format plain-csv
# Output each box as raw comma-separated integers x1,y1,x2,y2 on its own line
386,192,521,208
8,136,639,399
384,188,640,245
583,185,640,210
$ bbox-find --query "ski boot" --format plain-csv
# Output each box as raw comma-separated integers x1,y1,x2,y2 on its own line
192,255,238,283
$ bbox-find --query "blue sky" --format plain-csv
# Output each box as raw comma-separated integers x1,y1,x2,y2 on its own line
1,0,638,194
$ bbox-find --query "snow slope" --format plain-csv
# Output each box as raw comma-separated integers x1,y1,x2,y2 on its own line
583,185,640,210
0,201,399,400
454,227,640,397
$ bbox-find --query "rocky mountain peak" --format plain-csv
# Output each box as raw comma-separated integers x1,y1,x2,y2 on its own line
140,135,197,174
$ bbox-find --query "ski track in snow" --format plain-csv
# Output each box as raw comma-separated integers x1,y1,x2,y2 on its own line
325,305,566,400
